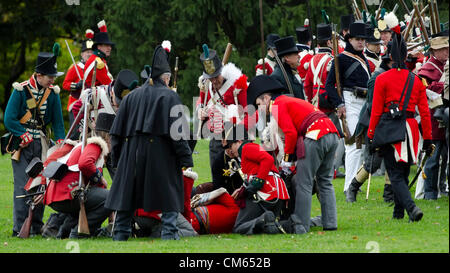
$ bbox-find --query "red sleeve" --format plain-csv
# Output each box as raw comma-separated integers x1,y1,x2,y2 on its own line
78,143,102,178
242,143,274,180
63,65,79,91
367,75,386,139
273,101,298,155
71,99,83,119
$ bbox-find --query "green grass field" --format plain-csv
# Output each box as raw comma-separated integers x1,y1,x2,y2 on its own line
0,139,448,253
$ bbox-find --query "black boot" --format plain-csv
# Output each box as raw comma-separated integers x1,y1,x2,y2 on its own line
346,178,363,203
408,206,424,222
383,184,394,203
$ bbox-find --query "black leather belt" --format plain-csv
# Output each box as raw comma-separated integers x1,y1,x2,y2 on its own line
343,87,368,98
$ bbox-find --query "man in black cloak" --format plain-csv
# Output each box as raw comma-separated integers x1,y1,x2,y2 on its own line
105,43,193,241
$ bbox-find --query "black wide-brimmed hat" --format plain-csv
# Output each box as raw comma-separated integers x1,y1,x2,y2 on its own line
114,69,139,100
247,75,285,107
317,23,332,41
346,21,368,40
93,20,115,49
274,36,299,57
266,33,280,49
365,25,383,44
81,29,94,52
151,45,171,80
35,43,64,77
200,44,223,79
296,26,311,45
340,14,355,31
96,113,116,132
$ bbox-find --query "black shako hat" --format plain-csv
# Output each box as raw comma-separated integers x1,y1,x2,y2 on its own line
96,113,116,132
274,36,299,57
266,33,280,49
341,14,355,31
365,25,383,44
247,75,285,107
114,69,138,100
200,44,223,79
345,20,368,40
151,45,171,80
81,29,94,52
35,43,64,77
296,26,311,44
317,23,332,41
93,20,115,49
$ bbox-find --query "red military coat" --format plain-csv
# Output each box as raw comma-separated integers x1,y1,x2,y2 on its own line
240,142,290,201
303,48,334,113
271,95,339,157
83,52,113,88
44,137,108,205
62,62,84,112
368,68,432,163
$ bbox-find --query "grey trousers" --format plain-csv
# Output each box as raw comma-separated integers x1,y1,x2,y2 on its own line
293,133,339,232
49,187,111,235
12,140,45,235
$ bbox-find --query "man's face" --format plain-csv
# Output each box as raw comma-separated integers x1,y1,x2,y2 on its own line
81,49,93,62
210,74,224,91
380,31,392,45
366,43,381,54
97,44,112,57
349,37,366,51
255,94,271,114
36,74,55,88
433,47,449,63
222,141,240,158
283,52,300,69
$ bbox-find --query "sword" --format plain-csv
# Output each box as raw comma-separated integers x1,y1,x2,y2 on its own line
408,144,436,189
65,40,82,81
366,153,374,202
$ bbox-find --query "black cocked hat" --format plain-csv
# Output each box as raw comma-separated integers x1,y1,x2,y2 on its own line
247,75,285,107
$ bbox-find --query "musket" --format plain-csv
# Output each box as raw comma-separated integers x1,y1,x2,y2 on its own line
63,103,84,142
352,0,362,20
17,184,45,238
222,43,233,65
413,1,430,47
433,0,441,33
331,24,352,144
429,0,437,35
375,0,385,20
361,0,369,14
77,62,97,237
259,0,266,75
16,191,46,199
172,56,179,90
269,47,294,96
399,0,411,15
408,144,436,189
64,40,82,81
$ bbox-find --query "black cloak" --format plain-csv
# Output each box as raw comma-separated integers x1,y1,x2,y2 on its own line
105,80,193,212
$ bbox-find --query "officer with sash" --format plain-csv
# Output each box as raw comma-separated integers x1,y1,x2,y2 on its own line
4,43,65,236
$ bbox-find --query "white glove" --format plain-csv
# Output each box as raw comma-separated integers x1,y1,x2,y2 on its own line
280,160,294,175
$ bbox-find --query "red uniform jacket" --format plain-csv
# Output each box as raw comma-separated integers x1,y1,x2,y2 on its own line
83,53,112,88
240,142,289,201
271,95,339,156
418,56,446,140
44,140,107,205
368,69,432,163
303,48,334,113
62,63,84,112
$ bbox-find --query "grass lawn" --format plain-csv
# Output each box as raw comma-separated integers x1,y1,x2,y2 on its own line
0,139,448,253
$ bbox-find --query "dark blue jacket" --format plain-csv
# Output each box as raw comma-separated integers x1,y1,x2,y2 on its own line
325,42,371,107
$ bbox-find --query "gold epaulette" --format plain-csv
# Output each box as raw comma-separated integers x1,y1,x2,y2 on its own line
96,57,105,69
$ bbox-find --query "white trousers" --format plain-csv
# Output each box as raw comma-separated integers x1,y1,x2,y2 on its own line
343,91,366,192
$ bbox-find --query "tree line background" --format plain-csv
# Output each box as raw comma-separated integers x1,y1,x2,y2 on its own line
0,0,448,134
